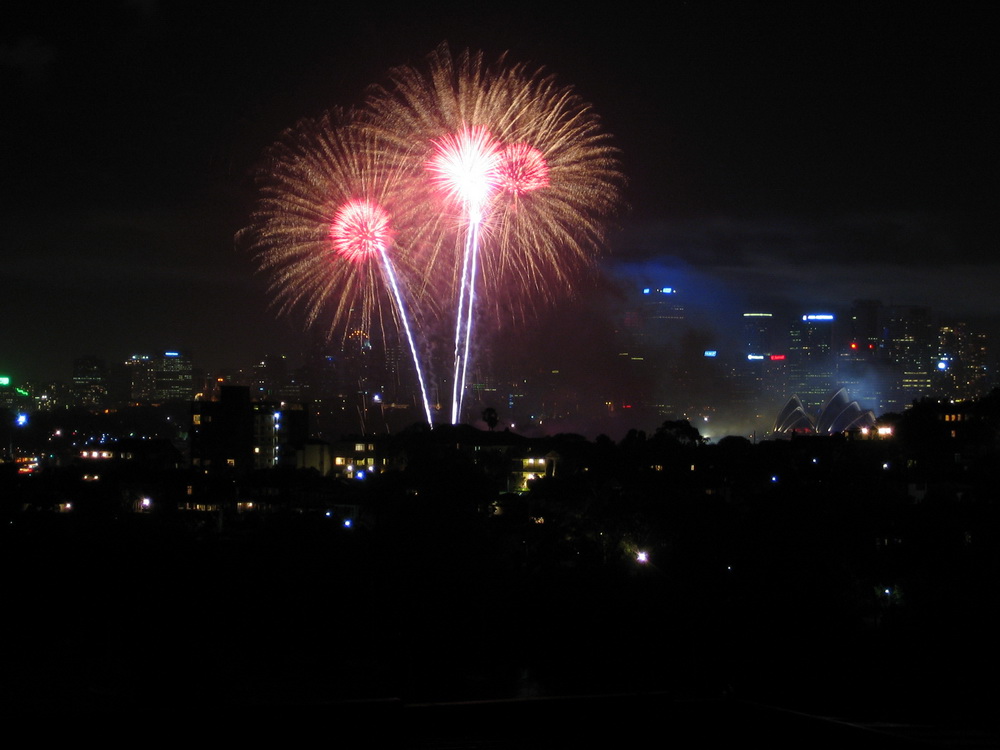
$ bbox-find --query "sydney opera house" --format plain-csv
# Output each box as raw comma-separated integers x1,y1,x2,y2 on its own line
773,388,877,435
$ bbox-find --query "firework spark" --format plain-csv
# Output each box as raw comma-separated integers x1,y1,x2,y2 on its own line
239,111,435,425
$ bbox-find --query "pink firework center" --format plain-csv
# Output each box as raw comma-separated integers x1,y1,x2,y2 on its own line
496,143,549,195
330,199,393,262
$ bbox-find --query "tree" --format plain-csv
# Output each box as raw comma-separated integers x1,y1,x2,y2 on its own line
654,419,706,446
482,407,499,432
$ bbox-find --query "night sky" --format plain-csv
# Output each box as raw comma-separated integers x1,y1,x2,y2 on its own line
2,2,995,383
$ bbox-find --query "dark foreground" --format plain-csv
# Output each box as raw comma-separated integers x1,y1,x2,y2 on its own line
3,466,996,747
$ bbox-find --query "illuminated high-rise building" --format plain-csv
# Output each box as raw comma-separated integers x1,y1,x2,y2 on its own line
884,305,935,408
124,351,193,403
71,355,108,407
731,313,789,417
934,322,990,401
788,313,837,408
152,351,193,402
125,354,155,403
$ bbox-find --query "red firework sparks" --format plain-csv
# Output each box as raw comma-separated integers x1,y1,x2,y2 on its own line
496,143,549,195
330,199,392,262
426,125,501,212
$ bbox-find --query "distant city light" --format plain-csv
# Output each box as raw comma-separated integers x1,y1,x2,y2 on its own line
343,519,353,528
704,350,717,357
16,414,28,426
636,551,649,564
803,314,835,321
769,354,786,361
747,354,764,360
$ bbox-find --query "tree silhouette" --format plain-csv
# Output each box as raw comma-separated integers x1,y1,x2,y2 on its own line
654,419,706,446
482,407,499,431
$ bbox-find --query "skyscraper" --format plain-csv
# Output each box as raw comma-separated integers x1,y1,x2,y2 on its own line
788,314,837,408
71,356,108,407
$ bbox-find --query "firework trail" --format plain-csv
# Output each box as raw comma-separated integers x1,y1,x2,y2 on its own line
330,199,434,426
239,110,435,426
366,44,622,423
426,125,502,422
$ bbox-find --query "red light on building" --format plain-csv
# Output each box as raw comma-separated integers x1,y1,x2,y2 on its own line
769,354,786,361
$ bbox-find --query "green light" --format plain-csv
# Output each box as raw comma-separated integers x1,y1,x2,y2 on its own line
0,376,9,386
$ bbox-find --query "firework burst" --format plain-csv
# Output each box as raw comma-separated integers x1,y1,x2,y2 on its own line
366,44,621,315
238,109,435,424
240,45,621,427
365,44,622,421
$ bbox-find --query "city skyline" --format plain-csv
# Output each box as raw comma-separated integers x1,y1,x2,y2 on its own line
5,284,994,447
